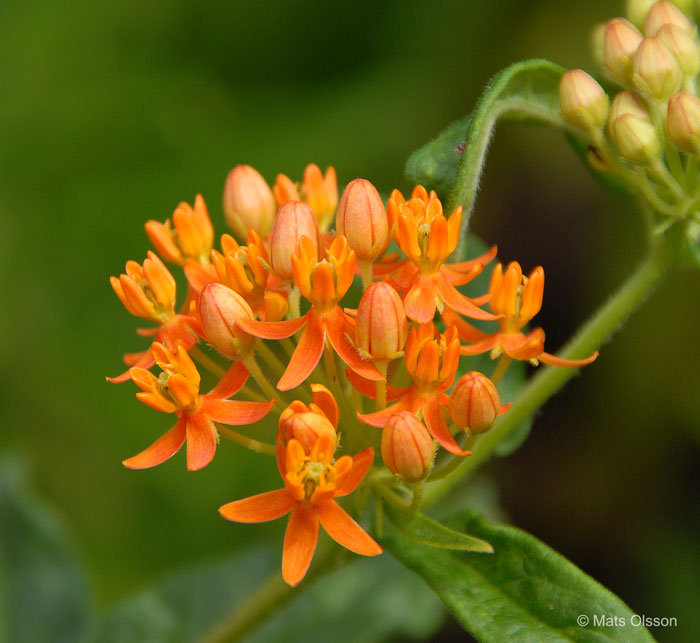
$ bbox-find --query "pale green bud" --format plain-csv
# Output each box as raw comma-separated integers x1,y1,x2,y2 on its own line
559,69,609,131
608,91,651,137
632,36,682,98
611,113,662,163
657,23,700,78
604,18,644,84
667,91,700,152
591,23,607,69
645,1,695,36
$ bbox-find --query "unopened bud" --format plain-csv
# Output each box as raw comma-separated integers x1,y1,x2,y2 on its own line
198,283,257,359
381,412,434,482
645,1,694,36
604,18,644,84
611,113,662,163
657,23,700,78
667,91,700,152
223,165,276,240
559,69,609,131
336,179,389,261
269,201,319,280
632,36,681,98
448,372,501,435
608,91,650,137
279,400,336,453
626,0,656,29
355,282,407,361
591,23,607,69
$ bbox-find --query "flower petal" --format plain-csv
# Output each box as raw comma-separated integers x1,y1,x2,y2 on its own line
345,368,407,402
317,500,382,556
200,397,275,425
335,447,374,497
122,415,187,469
422,397,471,457
403,274,438,323
183,259,217,294
358,394,420,428
434,275,499,321
539,350,599,367
219,488,295,523
310,383,339,428
185,412,217,471
237,313,309,340
277,314,326,391
283,503,320,587
324,308,382,382
207,361,250,399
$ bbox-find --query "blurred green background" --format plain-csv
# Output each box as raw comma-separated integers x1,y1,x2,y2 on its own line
1,0,699,640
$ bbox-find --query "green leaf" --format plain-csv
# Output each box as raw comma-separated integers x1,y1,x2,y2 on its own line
384,501,493,553
89,545,444,643
0,457,91,643
406,59,571,258
383,510,655,643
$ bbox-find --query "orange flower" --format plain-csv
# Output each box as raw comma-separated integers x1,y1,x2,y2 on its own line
219,433,380,586
278,384,339,453
384,186,499,324
123,343,274,471
145,194,214,265
237,235,383,390
357,323,470,456
452,262,598,367
273,163,338,233
109,252,199,382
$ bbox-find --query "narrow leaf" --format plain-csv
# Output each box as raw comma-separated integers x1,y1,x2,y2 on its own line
384,501,493,553
383,510,655,643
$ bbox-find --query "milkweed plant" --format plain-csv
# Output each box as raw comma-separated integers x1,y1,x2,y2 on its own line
106,1,700,640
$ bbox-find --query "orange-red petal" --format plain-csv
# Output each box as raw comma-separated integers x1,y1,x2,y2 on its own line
403,275,438,323
219,488,296,523
310,383,339,429
345,368,408,402
335,447,374,497
277,313,326,391
283,503,320,587
358,393,421,428
122,415,187,469
237,313,309,340
200,397,275,425
207,361,250,399
422,397,471,457
324,308,383,382
538,350,599,367
316,500,382,556
434,275,499,321
185,412,217,471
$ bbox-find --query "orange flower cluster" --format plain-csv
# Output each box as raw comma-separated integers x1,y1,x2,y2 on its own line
109,162,597,585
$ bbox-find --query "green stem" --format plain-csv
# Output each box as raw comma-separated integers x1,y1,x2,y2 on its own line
215,424,276,456
423,226,683,509
288,285,301,320
241,353,286,410
256,341,287,378
190,346,227,378
490,355,511,386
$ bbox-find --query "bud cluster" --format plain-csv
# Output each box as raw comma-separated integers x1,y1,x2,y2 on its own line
559,2,700,227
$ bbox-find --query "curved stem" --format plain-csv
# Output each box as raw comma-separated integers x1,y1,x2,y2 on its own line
255,341,287,378
423,225,684,509
190,346,227,378
216,424,276,456
490,355,511,386
241,353,287,410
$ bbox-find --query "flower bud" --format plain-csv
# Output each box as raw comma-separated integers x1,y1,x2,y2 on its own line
657,23,700,78
632,36,682,99
667,91,700,152
591,23,607,68
559,69,609,131
381,412,434,482
604,18,644,85
608,91,650,137
279,400,336,453
336,179,389,261
611,113,662,163
223,165,276,240
198,283,257,359
626,0,656,29
269,201,319,280
448,372,501,435
355,282,407,361
645,1,694,36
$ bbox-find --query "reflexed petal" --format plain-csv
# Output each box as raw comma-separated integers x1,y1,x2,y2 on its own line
422,397,471,456
325,308,382,382
403,275,438,323
459,334,500,356
122,415,187,469
237,313,309,340
200,397,275,425
539,350,599,367
442,309,491,342
185,412,217,471
345,368,408,402
310,383,339,428
283,503,320,587
208,361,250,399
434,275,499,321
358,394,420,428
317,500,382,556
219,488,295,523
136,391,178,414
335,447,374,497
277,314,326,391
